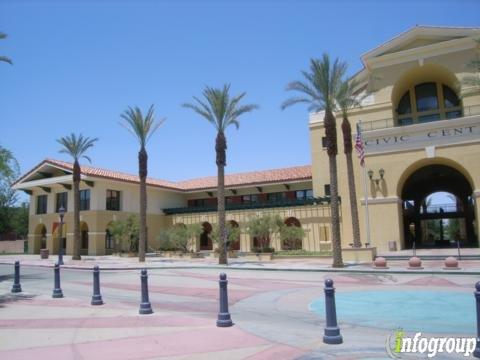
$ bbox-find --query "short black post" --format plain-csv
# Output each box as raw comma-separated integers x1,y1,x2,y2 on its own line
323,279,342,344
91,265,104,305
457,240,461,261
474,282,480,358
52,263,63,298
216,273,233,327
11,261,22,293
139,269,153,314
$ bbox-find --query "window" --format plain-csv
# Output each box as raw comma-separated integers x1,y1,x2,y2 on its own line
321,136,327,148
324,184,331,196
242,194,259,204
296,189,314,200
395,82,461,126
55,192,68,213
267,192,287,203
36,195,48,214
79,189,90,211
106,190,121,211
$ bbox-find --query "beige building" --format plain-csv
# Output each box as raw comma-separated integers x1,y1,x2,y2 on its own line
13,25,480,255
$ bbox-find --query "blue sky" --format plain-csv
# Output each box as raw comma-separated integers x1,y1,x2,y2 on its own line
1,0,479,186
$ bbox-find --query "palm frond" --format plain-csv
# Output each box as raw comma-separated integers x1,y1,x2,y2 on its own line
0,56,12,65
120,105,164,147
56,133,98,162
184,84,257,133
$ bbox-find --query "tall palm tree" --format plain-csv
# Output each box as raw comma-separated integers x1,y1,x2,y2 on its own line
282,54,346,268
183,84,258,265
120,105,164,262
0,32,13,65
57,134,98,260
336,78,362,248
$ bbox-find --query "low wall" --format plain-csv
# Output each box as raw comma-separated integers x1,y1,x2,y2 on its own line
0,240,25,254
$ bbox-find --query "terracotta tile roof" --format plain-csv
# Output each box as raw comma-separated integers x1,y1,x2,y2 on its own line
177,165,312,191
16,159,312,192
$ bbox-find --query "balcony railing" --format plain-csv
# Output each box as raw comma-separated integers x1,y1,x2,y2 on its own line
163,197,333,215
360,104,480,132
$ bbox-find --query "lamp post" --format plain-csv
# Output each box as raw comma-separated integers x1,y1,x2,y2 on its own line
367,168,385,186
58,206,65,266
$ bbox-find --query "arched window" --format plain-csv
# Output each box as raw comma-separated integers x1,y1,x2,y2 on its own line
396,82,461,126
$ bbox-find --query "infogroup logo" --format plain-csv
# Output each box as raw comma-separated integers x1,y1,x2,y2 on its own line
385,329,476,358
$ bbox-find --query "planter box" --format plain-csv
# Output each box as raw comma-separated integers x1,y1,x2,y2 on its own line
118,252,137,258
157,251,198,259
40,248,49,259
242,253,274,261
342,247,377,263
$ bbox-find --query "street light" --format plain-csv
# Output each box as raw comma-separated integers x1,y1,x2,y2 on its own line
58,206,65,265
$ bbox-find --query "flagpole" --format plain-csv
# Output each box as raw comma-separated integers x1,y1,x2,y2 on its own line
362,163,372,247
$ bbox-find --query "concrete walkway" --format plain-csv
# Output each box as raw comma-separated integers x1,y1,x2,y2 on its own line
0,253,479,274
0,263,477,360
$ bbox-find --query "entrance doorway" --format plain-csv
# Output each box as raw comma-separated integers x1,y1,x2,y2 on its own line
401,164,476,249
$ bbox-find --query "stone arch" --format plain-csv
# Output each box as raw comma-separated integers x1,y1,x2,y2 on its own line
200,221,212,250
400,163,476,249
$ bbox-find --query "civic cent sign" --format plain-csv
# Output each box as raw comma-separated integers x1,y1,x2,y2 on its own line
363,116,480,154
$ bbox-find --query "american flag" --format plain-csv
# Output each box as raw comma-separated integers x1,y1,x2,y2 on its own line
355,123,365,167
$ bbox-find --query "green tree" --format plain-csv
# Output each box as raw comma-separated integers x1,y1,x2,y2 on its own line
279,223,305,250
158,224,202,252
282,54,346,267
120,105,165,262
245,214,282,252
0,32,12,65
108,215,139,252
57,133,98,260
183,85,258,265
336,78,362,248
0,145,20,236
210,222,241,252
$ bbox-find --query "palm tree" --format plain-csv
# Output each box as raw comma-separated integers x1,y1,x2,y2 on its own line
120,105,164,262
0,32,13,65
57,134,98,260
282,54,346,268
336,78,362,248
183,84,258,265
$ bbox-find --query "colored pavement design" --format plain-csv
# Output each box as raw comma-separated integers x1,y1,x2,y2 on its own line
0,256,478,359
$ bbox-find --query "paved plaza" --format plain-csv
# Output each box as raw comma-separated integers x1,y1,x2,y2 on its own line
0,254,478,359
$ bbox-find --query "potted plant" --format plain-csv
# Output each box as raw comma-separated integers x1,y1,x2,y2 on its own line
157,223,202,258
108,215,139,257
245,214,283,260
211,222,241,258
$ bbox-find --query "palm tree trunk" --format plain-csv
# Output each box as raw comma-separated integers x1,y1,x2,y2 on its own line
342,116,361,248
72,160,81,260
139,147,147,262
216,131,227,265
328,155,343,267
324,110,343,268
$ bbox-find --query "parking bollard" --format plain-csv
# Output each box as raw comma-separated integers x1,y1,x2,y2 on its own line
323,279,343,344
474,282,480,357
52,263,64,298
91,265,104,305
11,261,22,293
139,269,153,314
216,273,233,327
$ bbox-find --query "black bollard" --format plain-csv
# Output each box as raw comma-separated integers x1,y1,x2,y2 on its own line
52,263,64,298
474,282,480,357
11,261,22,293
216,273,233,327
91,265,104,305
139,269,153,314
323,279,343,344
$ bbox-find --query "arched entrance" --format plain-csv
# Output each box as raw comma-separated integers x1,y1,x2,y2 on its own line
200,222,212,250
80,222,89,255
33,224,47,254
401,164,476,249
